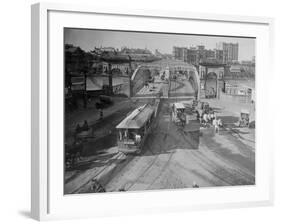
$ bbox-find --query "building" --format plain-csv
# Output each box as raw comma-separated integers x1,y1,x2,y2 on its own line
197,45,205,63
186,47,198,64
173,44,238,66
216,42,239,64
229,65,242,77
173,46,204,64
215,49,224,62
205,49,215,60
173,46,186,61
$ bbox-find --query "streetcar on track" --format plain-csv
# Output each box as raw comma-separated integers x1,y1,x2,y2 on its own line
116,104,155,154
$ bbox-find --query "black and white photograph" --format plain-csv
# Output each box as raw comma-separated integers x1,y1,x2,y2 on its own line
64,28,255,194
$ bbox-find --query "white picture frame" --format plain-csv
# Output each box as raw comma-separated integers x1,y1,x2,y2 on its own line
31,2,274,221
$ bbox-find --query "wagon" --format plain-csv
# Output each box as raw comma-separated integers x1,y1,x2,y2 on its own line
239,109,250,127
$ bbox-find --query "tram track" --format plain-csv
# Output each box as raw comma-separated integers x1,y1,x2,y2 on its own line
125,142,175,191
68,152,126,194
124,101,176,191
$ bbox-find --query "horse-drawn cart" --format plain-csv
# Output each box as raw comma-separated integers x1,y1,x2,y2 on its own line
238,109,250,127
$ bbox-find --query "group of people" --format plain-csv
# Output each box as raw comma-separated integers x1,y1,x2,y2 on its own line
196,110,223,133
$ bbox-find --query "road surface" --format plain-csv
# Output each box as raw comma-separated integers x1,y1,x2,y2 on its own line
105,99,255,192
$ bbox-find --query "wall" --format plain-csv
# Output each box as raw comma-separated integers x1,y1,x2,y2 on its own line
0,0,280,224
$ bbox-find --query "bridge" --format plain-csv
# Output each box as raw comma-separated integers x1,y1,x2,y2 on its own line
130,59,200,99
199,61,226,99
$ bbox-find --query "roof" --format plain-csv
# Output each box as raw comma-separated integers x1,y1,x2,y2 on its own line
173,102,185,109
116,104,155,129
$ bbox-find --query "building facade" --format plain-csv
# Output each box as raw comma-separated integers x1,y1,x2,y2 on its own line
216,42,239,64
172,43,235,65
173,46,186,61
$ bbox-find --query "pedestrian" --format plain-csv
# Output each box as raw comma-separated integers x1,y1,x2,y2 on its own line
195,110,199,118
210,112,215,123
203,113,208,126
207,113,212,123
213,118,219,133
218,118,223,127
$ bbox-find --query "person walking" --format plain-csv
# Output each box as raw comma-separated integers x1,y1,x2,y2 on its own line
218,118,223,128
207,113,212,124
203,113,208,126
211,112,215,123
213,118,219,134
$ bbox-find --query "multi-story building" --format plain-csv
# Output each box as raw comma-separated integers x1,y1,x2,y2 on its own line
197,45,206,63
205,49,215,60
186,47,198,64
215,49,224,62
173,46,186,61
173,44,237,65
216,42,239,64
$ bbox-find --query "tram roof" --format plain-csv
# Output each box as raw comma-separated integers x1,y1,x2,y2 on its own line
116,104,154,129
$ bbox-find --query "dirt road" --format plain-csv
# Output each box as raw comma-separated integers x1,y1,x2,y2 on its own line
105,99,255,192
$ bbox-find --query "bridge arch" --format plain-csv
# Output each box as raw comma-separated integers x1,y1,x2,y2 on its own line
130,64,200,99
187,68,200,100
130,65,151,96
199,62,226,99
204,72,218,98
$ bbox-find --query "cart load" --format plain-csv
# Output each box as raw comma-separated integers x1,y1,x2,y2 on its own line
239,109,250,127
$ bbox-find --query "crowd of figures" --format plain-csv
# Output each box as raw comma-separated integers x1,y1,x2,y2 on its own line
195,103,223,133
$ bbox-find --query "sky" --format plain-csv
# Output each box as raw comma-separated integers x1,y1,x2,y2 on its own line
65,28,255,61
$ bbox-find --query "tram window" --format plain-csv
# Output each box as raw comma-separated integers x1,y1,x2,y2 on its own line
119,131,122,141
124,130,128,139
129,131,135,140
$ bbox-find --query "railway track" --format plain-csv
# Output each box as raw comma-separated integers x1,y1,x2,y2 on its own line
124,102,176,191
70,152,126,194
124,142,175,191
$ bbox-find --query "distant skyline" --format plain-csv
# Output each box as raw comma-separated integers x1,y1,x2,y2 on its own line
65,28,255,61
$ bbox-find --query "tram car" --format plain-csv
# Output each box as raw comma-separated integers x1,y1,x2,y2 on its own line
116,104,155,154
